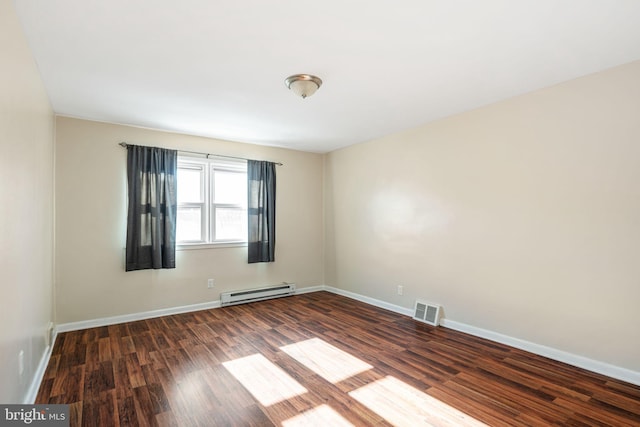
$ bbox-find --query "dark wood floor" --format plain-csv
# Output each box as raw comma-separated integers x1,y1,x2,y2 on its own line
37,292,640,426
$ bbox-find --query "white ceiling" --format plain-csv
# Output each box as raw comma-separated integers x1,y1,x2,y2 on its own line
14,0,640,153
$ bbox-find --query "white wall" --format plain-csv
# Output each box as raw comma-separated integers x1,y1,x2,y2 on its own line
55,117,324,324
324,61,640,373
0,0,55,403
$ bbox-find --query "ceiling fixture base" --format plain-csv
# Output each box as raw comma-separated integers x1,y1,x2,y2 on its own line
285,74,322,99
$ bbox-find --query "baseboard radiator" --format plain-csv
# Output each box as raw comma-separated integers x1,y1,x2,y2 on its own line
220,283,296,307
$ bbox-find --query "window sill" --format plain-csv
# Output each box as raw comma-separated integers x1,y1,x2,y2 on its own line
177,241,247,251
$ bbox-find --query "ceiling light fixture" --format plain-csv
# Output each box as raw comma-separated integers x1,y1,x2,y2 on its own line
285,74,322,99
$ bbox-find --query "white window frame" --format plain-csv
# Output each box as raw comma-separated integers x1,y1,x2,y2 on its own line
176,155,247,249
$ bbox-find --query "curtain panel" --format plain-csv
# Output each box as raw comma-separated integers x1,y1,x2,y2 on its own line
247,160,276,263
125,144,178,271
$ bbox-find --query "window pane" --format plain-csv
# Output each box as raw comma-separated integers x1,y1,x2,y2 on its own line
177,167,203,203
214,170,246,205
177,206,202,241
215,207,247,240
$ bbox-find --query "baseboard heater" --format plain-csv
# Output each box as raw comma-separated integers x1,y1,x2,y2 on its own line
220,283,296,307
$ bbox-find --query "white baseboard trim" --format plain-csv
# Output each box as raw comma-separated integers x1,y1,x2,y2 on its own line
323,286,640,387
56,300,222,333
324,286,414,317
441,319,640,387
24,331,58,404
51,284,640,387
56,284,326,333
295,285,326,295
31,284,325,401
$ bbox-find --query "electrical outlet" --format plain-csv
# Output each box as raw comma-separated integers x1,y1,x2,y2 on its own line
18,350,24,376
207,278,214,289
46,322,54,348
397,285,403,296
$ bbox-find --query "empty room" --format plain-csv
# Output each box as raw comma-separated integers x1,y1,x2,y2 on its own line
2,0,640,425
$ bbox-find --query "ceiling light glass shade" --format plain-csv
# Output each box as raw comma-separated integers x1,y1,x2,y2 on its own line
285,74,322,99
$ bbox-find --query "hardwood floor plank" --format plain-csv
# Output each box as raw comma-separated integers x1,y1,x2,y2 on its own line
82,390,117,427
68,402,83,427
59,342,87,369
452,371,574,423
188,322,219,343
43,354,60,380
51,364,85,402
124,353,146,389
85,341,100,365
146,382,171,415
132,386,160,427
117,395,138,427
83,361,115,400
607,380,640,400
37,292,640,426
428,384,528,427
154,411,180,427
35,378,54,403
553,396,639,426
120,336,136,356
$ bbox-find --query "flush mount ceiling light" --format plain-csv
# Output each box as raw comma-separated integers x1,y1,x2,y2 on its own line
285,74,322,99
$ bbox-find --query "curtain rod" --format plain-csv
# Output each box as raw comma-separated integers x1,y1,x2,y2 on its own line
118,142,283,166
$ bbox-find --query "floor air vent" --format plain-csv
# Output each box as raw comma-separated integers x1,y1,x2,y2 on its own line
220,283,296,307
413,300,441,326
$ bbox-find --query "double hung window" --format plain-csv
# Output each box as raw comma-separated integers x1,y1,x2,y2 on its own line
176,156,247,246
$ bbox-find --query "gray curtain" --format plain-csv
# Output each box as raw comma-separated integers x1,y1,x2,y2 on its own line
247,160,276,263
125,144,177,271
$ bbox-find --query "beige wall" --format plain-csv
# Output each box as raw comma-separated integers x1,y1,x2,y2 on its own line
55,117,324,323
0,0,55,403
324,61,640,372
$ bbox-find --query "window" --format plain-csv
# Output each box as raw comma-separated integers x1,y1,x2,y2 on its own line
176,156,247,246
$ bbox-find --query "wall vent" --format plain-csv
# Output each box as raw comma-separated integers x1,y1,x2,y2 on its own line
413,300,441,326
220,283,296,307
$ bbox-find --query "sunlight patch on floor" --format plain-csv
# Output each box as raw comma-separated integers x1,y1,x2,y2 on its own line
282,404,355,427
349,376,487,427
222,353,308,406
280,338,373,383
